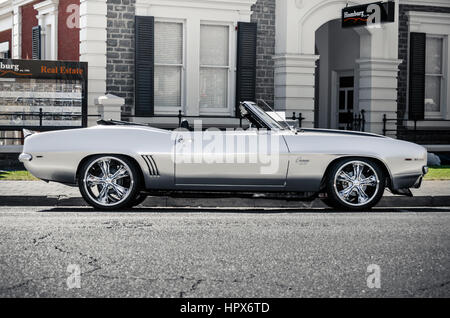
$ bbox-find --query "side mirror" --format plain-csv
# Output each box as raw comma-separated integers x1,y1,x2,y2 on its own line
239,104,248,118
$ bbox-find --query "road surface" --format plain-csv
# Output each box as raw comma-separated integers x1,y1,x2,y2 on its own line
1,206,449,297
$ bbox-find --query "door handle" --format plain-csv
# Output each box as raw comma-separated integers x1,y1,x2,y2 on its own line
177,137,192,143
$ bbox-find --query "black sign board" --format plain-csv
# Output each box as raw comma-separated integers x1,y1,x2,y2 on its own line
0,59,87,80
342,1,395,28
0,59,88,131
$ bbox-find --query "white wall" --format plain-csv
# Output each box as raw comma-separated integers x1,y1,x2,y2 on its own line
0,0,13,33
329,21,360,72
0,14,12,32
315,21,329,128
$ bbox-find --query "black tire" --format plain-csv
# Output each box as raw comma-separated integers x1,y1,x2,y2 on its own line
133,192,148,206
321,197,339,209
325,158,385,211
78,155,141,210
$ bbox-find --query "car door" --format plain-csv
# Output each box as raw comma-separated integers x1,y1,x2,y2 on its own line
174,128,289,189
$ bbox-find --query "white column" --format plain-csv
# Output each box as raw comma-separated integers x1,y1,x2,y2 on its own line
12,6,20,58
354,0,400,135
356,58,401,135
34,0,59,60
185,17,200,117
273,53,318,128
80,0,107,126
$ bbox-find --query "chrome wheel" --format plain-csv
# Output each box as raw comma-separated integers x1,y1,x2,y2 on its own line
333,160,380,207
83,157,134,207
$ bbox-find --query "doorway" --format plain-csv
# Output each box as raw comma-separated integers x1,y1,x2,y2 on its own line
314,19,360,129
338,74,354,130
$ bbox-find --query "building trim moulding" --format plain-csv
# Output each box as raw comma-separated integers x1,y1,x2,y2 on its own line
34,0,59,15
399,0,450,8
12,0,36,8
0,0,13,18
273,54,320,67
136,0,256,12
356,58,403,70
408,11,450,30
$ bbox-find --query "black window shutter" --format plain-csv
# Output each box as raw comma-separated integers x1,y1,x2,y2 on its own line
32,25,41,60
408,32,426,120
135,16,154,117
236,22,257,116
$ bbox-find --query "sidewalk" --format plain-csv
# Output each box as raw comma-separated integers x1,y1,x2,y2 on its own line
0,180,449,208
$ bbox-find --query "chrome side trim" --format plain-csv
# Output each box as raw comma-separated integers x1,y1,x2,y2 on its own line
142,155,160,177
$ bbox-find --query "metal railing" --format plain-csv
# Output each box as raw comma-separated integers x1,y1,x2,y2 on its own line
0,108,85,130
339,110,366,132
0,108,91,145
382,114,450,142
176,110,308,129
125,109,306,130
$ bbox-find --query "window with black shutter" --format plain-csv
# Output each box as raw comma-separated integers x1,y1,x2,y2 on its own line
236,22,257,116
135,16,155,117
408,32,426,120
32,25,41,60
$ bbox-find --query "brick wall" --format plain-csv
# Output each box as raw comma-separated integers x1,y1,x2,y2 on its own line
106,0,135,117
58,0,80,61
398,4,450,119
251,0,275,107
21,0,41,59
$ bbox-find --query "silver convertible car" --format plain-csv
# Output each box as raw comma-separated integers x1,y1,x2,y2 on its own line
19,101,428,211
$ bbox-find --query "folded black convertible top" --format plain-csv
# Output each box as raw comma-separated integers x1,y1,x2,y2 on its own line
96,119,150,127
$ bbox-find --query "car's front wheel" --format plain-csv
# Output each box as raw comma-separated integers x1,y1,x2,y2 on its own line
78,155,141,210
324,158,385,210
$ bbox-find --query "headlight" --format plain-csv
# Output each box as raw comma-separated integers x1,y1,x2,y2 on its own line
422,166,429,175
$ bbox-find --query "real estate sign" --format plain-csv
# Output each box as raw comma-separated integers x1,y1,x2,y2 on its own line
0,59,88,130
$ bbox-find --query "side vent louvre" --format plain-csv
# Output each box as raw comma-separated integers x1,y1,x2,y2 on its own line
142,155,159,177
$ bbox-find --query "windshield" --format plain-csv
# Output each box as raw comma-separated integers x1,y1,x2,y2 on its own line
256,99,295,131
243,102,290,131
249,104,285,130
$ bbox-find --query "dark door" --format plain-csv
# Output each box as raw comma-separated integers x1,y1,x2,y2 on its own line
338,76,354,130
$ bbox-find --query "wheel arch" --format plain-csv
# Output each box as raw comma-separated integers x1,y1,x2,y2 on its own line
75,153,146,189
320,155,393,190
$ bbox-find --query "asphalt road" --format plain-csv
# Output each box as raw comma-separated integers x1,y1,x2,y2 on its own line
0,206,449,298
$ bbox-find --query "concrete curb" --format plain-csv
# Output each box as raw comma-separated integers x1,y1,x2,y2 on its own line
0,195,449,208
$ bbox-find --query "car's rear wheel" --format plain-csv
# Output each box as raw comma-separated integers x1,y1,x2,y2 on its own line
325,158,385,210
78,155,141,210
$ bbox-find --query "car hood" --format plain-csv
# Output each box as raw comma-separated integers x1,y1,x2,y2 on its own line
299,128,386,138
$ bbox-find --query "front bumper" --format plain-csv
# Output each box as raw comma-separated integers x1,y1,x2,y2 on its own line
391,166,428,191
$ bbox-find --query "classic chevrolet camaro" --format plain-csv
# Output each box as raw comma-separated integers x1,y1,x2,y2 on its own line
19,101,428,210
